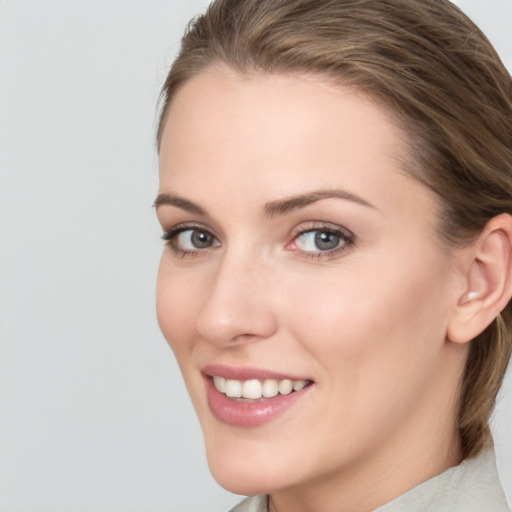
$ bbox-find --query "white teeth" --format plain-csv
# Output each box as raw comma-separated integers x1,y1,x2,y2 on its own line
262,379,279,398
225,379,242,398
278,379,293,395
242,379,263,399
213,376,226,393
293,380,307,391
213,376,310,399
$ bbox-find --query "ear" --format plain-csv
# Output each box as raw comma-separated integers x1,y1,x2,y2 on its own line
447,214,512,344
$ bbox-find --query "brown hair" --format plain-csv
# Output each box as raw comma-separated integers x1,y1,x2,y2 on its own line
157,0,512,459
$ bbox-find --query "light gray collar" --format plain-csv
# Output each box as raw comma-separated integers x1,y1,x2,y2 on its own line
375,445,509,512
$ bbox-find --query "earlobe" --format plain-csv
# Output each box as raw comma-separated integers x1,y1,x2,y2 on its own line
448,214,512,344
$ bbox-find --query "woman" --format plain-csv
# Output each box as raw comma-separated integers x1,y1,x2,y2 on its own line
154,0,512,510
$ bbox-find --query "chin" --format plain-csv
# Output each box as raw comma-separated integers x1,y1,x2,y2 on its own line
203,436,288,496
206,447,265,494
211,467,271,497
210,464,297,497
203,426,318,497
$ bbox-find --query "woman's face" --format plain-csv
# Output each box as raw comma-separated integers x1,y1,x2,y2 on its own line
156,67,466,498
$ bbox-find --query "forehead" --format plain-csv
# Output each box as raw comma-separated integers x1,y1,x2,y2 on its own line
161,66,403,155
158,66,433,222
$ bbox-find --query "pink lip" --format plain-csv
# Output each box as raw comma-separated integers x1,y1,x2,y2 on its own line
202,364,309,381
202,365,313,428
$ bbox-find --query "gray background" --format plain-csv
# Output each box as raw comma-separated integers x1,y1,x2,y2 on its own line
1,1,511,511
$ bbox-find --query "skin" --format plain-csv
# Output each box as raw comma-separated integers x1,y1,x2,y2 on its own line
156,66,471,512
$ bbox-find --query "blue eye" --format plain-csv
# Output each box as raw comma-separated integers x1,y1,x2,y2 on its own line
293,226,354,256
162,226,220,255
295,230,341,251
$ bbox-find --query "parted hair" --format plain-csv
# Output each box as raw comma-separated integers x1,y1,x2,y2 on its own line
157,0,512,459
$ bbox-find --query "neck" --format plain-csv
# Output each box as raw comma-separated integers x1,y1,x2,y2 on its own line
268,429,461,512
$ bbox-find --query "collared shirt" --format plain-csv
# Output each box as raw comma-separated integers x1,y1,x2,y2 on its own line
229,446,510,512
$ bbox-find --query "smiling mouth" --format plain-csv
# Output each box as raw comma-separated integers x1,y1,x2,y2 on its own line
212,376,313,400
204,370,314,426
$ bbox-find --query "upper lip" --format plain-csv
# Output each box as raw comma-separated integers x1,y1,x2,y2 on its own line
202,364,311,382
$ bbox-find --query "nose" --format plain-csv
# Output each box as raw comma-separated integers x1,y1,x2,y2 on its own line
195,254,278,347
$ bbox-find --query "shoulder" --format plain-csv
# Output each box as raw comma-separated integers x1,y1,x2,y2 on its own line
376,445,510,512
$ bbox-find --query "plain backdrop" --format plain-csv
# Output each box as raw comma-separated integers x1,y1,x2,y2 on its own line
1,1,511,511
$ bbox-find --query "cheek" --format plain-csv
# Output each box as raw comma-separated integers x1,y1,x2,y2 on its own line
285,248,454,381
278,253,456,459
156,256,201,359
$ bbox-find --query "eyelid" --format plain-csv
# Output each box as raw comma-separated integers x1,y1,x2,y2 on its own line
289,221,355,241
161,221,217,238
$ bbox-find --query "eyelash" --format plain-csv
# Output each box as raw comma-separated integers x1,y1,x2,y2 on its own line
161,222,355,260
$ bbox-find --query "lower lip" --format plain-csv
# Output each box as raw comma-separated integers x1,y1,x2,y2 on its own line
205,377,312,427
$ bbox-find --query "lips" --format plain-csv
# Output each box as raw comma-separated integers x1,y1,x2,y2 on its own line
203,365,313,427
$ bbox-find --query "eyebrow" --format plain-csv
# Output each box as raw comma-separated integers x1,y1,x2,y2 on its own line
263,189,376,218
153,188,376,218
153,193,207,216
